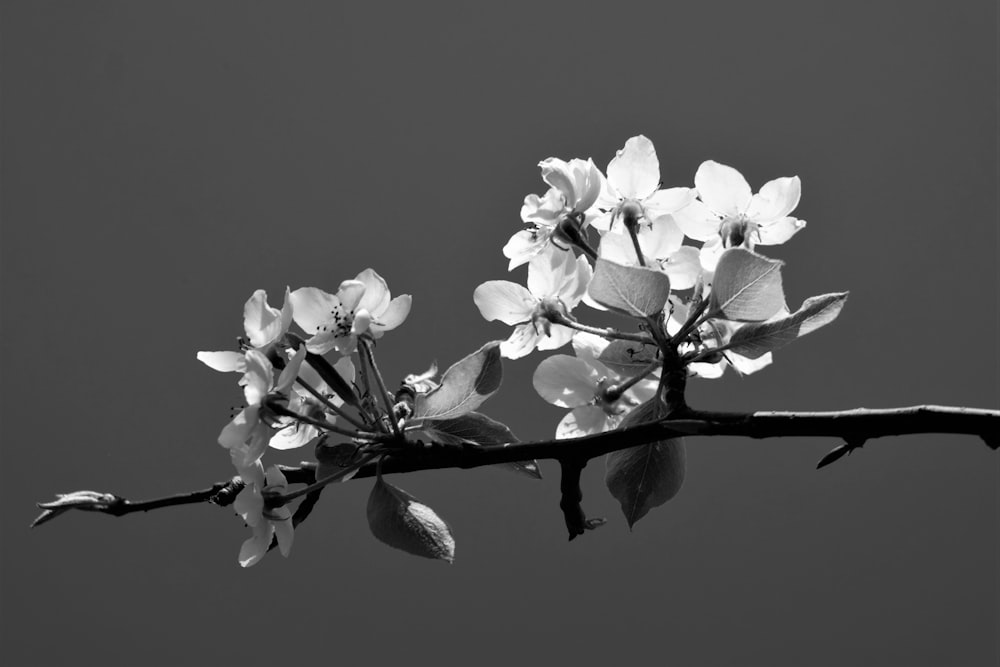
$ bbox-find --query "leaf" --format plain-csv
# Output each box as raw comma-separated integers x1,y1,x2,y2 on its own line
414,412,541,479
605,398,686,529
708,248,786,321
588,258,671,318
414,342,503,420
727,292,849,359
314,435,363,483
367,476,455,563
597,339,661,376
304,352,361,410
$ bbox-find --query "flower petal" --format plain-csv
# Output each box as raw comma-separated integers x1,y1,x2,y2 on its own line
218,406,260,449
520,188,564,226
598,230,641,265
728,351,773,375
640,216,685,259
335,280,367,313
756,217,807,246
304,330,341,355
269,420,318,450
746,176,801,223
556,405,612,439
503,229,550,271
535,323,575,351
539,158,578,205
354,269,391,317
643,187,696,219
242,350,273,406
371,294,411,333
659,246,702,290
699,235,725,274
234,485,264,527
473,281,536,325
672,199,722,241
558,255,594,308
243,289,288,348
289,287,339,335
197,351,246,373
527,247,574,298
500,323,543,359
532,355,601,407
238,524,274,567
275,345,308,394
571,331,610,361
695,160,752,217
607,136,660,200
273,516,294,557
588,210,615,233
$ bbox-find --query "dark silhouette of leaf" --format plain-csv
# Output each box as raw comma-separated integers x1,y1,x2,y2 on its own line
605,399,686,529
367,477,455,563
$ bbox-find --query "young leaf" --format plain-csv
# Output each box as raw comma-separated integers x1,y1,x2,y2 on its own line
412,412,541,479
414,342,503,420
597,339,661,376
367,476,455,563
708,248,786,321
588,258,671,318
727,292,849,359
314,435,363,483
605,398,686,529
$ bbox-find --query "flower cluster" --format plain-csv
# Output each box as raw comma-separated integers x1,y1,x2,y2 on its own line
478,135,830,438
198,269,411,566
191,134,845,566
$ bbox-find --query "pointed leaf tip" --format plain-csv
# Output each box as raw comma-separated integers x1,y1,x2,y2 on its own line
728,292,848,359
367,477,456,563
816,444,849,469
605,399,686,528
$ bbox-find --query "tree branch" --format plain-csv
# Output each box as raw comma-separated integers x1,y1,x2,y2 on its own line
32,404,998,527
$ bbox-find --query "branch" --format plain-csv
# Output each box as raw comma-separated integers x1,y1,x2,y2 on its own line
362,405,999,476
32,405,998,526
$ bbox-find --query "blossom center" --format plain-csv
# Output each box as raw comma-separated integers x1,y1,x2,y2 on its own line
318,304,357,337
719,215,757,248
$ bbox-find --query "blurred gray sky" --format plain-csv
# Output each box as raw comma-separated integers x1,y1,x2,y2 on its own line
2,2,997,666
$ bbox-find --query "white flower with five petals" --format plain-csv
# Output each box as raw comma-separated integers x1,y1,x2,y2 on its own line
503,157,605,270
218,347,306,475
532,333,657,439
590,136,695,235
474,250,592,359
289,269,411,355
673,160,806,271
232,462,293,568
196,288,293,375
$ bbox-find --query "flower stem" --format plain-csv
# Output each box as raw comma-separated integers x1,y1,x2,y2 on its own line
267,450,382,506
605,359,661,401
360,336,402,438
295,377,368,430
550,314,655,344
625,222,646,267
670,297,712,346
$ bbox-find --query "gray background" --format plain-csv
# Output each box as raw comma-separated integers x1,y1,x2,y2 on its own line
1,2,997,666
